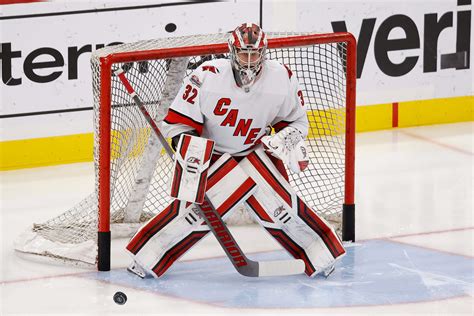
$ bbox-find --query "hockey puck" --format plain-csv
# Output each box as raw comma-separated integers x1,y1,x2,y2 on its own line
113,291,127,305
165,23,177,32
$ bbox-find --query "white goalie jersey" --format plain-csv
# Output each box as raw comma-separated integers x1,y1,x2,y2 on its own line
162,58,309,156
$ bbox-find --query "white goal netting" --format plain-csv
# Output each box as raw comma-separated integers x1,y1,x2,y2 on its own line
15,32,352,267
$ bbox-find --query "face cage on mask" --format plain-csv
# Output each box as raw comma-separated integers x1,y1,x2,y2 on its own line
235,48,265,69
230,46,266,89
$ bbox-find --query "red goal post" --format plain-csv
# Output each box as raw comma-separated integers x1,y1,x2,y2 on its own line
13,32,355,271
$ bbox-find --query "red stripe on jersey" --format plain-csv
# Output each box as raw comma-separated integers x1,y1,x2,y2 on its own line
164,109,203,135
266,227,316,276
246,195,274,223
202,65,218,74
216,178,256,217
206,158,238,190
273,121,290,132
126,200,180,255
152,231,209,277
247,152,292,207
296,197,345,258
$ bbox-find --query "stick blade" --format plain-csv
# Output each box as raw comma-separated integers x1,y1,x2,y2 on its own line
257,259,305,277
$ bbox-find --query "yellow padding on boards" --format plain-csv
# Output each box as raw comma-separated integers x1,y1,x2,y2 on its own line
308,103,394,134
356,103,393,132
0,133,93,171
399,96,473,127
1,95,472,170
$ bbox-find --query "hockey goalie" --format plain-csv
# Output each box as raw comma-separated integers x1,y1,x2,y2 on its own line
125,23,345,278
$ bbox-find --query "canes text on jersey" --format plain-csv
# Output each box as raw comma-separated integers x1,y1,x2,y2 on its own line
214,97,261,145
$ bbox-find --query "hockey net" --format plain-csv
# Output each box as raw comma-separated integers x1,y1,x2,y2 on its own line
15,32,356,269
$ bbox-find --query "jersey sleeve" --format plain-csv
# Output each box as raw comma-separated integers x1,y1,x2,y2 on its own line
271,70,309,138
161,68,205,138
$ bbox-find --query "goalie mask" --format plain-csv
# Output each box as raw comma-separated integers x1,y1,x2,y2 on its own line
228,23,267,92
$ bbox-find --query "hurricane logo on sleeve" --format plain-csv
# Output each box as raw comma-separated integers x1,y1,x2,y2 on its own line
190,75,202,87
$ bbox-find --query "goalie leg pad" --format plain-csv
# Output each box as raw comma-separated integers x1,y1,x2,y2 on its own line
240,148,345,277
169,134,215,204
126,153,257,277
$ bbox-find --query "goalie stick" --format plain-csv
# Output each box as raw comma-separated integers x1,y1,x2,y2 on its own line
114,68,305,277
